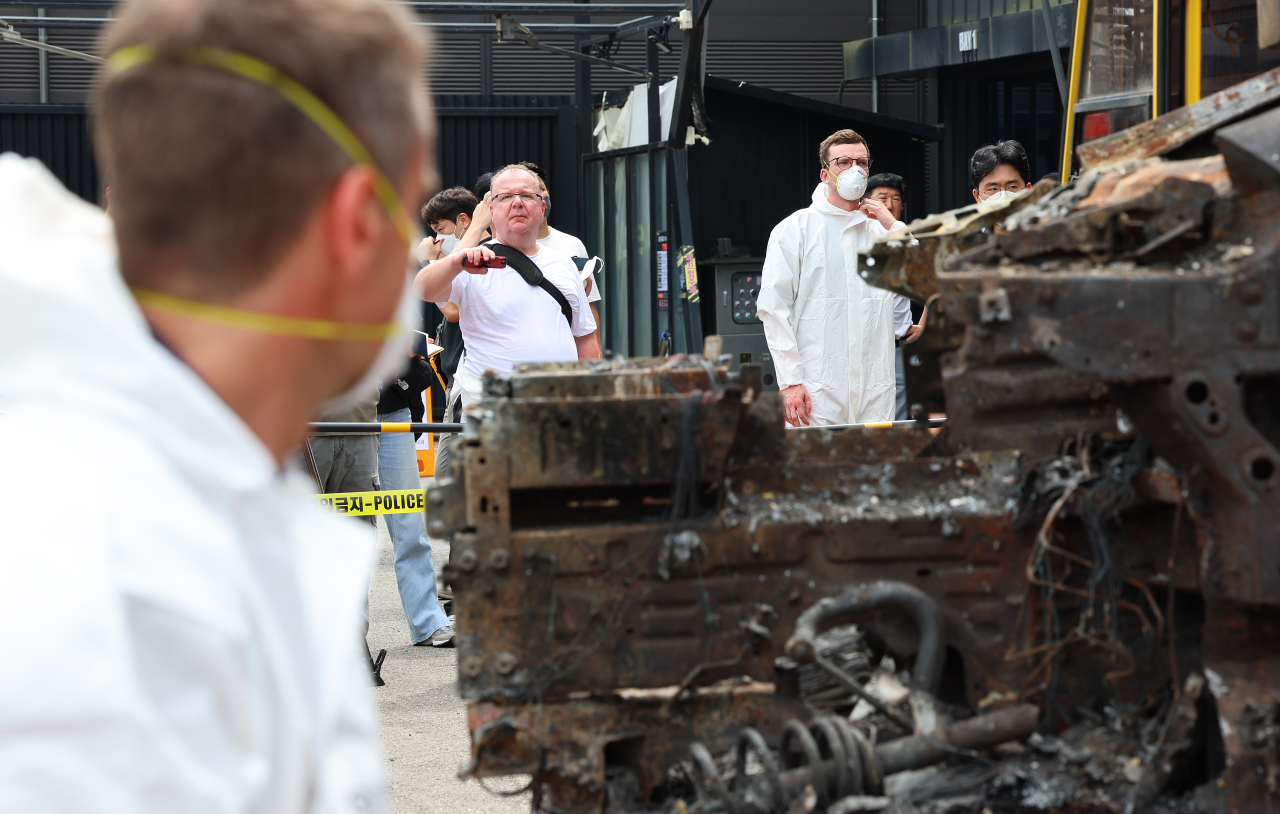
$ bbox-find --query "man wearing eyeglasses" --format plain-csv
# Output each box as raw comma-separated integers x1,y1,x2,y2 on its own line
414,164,599,410
758,129,908,428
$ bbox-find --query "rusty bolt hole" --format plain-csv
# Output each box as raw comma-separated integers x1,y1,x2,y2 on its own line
559,417,572,428
480,496,488,513
1185,381,1209,404
495,652,519,675
1250,457,1275,482
457,549,479,571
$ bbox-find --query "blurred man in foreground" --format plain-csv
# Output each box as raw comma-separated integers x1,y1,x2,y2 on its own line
0,0,429,809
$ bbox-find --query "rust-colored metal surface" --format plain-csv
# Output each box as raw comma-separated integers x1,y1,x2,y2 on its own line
1075,65,1280,171
430,71,1280,814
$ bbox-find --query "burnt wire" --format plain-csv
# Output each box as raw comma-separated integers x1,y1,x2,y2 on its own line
1074,439,1151,638
1009,437,1152,696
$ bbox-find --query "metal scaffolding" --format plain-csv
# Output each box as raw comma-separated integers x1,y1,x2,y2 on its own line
0,0,715,353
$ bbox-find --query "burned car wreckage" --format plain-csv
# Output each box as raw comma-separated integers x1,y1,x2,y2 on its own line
427,70,1280,814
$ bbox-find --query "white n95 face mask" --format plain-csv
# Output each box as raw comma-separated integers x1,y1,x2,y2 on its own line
982,189,1019,202
320,273,419,414
832,165,868,201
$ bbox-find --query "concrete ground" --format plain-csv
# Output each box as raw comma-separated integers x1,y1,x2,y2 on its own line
369,511,530,813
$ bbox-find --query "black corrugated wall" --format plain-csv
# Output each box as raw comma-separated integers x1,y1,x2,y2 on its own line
0,97,581,225
0,105,99,202
434,94,579,233
687,79,934,260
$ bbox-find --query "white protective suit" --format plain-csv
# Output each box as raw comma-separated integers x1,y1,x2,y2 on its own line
758,183,906,425
0,155,386,813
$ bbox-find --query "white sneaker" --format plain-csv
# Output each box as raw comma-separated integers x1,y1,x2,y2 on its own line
428,624,455,647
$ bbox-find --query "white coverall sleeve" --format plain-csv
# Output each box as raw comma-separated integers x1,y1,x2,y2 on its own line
757,218,805,390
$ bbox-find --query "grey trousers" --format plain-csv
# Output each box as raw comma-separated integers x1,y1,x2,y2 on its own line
895,345,909,421
308,433,380,526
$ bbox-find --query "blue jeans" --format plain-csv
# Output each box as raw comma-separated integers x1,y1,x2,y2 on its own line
377,408,449,642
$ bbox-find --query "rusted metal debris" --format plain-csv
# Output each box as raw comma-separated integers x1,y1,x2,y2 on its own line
429,74,1280,814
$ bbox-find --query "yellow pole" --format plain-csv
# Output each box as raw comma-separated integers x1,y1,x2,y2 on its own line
1152,0,1160,116
1185,0,1202,103
1060,0,1092,179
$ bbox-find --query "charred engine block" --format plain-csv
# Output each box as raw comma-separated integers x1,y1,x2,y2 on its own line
428,71,1280,814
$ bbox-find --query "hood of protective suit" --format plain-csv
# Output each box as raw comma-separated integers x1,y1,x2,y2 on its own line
810,181,870,224
0,154,384,811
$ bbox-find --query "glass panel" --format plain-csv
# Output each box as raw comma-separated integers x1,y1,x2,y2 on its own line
629,152,654,357
607,157,630,357
1200,0,1280,96
1079,0,1155,99
1034,82,1059,178
1079,104,1149,142
586,160,607,349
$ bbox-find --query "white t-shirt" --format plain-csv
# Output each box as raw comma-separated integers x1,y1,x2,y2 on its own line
893,294,913,338
449,242,596,387
538,227,602,304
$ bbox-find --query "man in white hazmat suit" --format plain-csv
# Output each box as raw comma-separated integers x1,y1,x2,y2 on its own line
758,129,910,427
0,0,432,810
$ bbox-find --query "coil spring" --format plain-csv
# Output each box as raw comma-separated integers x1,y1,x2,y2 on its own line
687,715,883,813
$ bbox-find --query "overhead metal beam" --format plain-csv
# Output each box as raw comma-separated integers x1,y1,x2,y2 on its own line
0,16,108,27
0,15,640,34
401,2,684,12
577,14,670,47
0,25,103,63
0,0,688,13
497,15,650,77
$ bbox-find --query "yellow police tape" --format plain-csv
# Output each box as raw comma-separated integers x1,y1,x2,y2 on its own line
313,488,426,517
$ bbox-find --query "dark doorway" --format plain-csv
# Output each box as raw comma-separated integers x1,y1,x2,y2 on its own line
986,76,1062,185
937,52,1065,209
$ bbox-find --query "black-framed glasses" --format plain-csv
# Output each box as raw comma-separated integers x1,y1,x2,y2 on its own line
493,192,543,207
825,156,871,173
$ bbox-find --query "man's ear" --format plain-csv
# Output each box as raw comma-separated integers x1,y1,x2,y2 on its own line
457,214,470,232
972,189,981,203
323,165,388,285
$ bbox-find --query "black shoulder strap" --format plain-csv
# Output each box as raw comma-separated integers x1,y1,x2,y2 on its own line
485,242,573,328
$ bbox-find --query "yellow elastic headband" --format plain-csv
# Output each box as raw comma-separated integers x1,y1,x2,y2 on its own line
106,45,414,245
129,288,398,342
106,45,414,342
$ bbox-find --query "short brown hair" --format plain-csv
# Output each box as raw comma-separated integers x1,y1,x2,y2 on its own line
96,0,429,297
819,129,868,166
